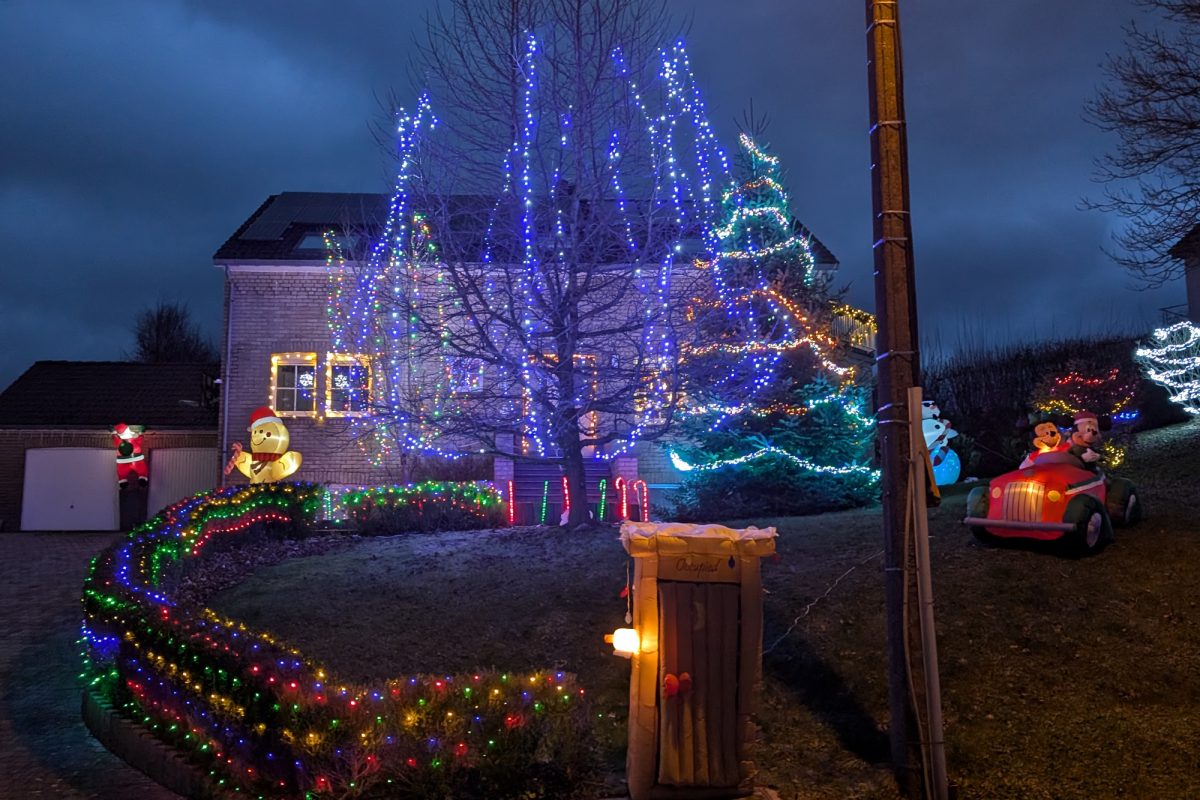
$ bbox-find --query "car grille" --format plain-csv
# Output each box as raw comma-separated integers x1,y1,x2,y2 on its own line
1002,481,1045,522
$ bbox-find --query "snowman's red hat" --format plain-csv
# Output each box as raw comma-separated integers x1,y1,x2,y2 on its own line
247,406,282,431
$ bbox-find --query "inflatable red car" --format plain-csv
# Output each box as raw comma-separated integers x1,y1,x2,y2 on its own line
963,451,1141,555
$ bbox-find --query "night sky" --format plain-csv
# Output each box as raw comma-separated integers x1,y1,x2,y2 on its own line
0,0,1186,390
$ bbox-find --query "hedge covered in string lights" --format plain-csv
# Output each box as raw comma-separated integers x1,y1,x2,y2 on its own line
81,482,592,799
341,482,506,534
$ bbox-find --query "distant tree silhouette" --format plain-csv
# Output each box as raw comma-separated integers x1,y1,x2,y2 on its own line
130,301,218,363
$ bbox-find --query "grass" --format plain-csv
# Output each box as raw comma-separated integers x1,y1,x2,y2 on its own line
209,418,1200,799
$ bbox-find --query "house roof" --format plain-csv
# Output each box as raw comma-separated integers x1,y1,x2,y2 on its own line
0,361,219,429
214,192,389,264
213,191,841,268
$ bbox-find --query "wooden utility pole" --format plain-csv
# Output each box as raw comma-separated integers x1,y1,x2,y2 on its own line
865,0,921,794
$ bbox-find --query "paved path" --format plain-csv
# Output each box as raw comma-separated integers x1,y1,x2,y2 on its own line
0,532,179,799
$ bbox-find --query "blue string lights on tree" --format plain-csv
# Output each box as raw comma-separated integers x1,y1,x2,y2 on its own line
326,36,760,468
325,92,464,463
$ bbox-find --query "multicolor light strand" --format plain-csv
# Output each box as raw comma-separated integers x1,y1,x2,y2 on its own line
1032,367,1139,418
81,482,587,798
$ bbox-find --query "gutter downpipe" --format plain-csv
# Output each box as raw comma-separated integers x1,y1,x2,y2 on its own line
220,264,232,487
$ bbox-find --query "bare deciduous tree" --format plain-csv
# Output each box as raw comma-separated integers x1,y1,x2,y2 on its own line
332,0,729,526
130,301,218,363
1086,0,1200,287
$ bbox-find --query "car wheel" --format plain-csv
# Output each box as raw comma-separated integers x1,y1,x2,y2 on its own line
1124,492,1142,526
1064,495,1112,555
966,486,997,545
1106,478,1142,527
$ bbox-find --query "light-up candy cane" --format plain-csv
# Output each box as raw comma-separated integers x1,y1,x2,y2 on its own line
597,478,607,522
562,476,570,519
614,476,629,520
632,479,649,522
507,479,516,526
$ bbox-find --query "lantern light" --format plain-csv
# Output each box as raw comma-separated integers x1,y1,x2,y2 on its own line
605,628,640,658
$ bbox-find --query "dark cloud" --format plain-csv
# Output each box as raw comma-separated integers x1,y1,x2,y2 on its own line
0,0,1186,390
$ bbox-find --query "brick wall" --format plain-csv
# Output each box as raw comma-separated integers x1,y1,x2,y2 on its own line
0,429,216,530
222,269,420,487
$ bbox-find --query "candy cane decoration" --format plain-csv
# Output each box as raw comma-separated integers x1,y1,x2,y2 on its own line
507,479,516,526
614,476,629,520
597,478,607,522
562,476,570,518
632,479,649,522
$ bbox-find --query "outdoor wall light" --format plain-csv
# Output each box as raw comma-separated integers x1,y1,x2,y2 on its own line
606,628,639,658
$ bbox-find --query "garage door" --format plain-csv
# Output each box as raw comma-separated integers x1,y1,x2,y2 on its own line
148,448,218,517
21,448,119,531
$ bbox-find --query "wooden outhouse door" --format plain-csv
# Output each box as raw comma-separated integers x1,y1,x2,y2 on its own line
656,581,741,787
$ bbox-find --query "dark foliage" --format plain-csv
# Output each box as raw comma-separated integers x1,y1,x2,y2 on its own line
672,454,878,521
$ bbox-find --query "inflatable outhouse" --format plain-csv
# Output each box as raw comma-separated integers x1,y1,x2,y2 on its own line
618,521,777,799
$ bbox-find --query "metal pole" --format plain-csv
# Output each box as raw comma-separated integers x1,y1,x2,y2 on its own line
865,0,922,792
908,387,948,800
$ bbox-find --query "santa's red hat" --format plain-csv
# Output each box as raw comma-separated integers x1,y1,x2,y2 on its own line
1073,410,1098,426
247,406,282,431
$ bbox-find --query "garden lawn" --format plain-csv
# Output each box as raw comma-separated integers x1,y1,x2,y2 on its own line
209,419,1200,800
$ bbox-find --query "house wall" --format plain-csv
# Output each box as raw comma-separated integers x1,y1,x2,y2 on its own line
223,268,420,486
220,266,878,492
0,429,216,530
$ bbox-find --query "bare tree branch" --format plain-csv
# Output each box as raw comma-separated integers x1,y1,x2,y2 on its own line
1085,0,1200,286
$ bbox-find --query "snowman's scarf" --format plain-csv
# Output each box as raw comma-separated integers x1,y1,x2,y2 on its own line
250,451,283,473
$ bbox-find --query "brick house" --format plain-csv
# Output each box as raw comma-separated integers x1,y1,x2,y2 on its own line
214,192,873,515
0,361,219,531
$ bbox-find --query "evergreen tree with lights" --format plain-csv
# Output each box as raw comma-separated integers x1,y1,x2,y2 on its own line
673,135,877,519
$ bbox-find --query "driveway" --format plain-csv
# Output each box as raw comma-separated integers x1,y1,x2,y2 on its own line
0,532,178,799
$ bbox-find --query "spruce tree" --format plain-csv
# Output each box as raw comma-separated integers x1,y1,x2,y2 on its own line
673,136,877,518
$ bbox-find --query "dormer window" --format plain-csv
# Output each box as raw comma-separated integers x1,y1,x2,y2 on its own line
295,233,358,252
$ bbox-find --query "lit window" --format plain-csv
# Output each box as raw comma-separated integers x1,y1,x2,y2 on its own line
326,354,371,416
271,353,318,417
447,357,484,393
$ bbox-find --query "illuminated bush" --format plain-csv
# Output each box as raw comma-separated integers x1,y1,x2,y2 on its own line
81,483,593,799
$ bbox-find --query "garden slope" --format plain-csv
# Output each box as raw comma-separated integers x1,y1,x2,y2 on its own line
210,419,1200,800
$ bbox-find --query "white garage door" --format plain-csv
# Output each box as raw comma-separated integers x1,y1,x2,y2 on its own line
148,448,218,517
21,448,119,531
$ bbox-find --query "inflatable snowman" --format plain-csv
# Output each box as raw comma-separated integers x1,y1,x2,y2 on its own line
921,400,961,485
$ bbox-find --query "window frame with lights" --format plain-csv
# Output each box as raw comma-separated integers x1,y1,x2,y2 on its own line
325,353,372,417
269,352,319,418
446,355,486,395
